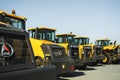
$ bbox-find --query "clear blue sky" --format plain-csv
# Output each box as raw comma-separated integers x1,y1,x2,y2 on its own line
1,0,120,43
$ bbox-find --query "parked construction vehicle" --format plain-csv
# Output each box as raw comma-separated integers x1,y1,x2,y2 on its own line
96,38,120,64
74,36,98,65
93,44,105,63
28,27,74,75
0,10,57,80
56,33,86,69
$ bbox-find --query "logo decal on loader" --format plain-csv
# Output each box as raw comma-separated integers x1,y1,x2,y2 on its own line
0,42,14,57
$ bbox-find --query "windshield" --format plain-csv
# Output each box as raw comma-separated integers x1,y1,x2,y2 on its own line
80,38,89,44
28,29,55,42
75,38,89,45
96,40,110,46
0,14,25,30
38,31,55,42
57,35,74,43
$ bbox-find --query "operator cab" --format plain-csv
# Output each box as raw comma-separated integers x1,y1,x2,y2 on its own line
74,36,95,65
96,39,110,46
56,33,76,43
74,37,89,45
28,27,56,42
0,10,26,30
56,33,79,59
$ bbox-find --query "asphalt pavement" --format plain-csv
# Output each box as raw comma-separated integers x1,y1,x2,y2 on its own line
58,64,120,80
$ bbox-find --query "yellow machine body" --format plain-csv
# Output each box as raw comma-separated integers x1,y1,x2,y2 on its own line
30,38,53,59
56,43,69,54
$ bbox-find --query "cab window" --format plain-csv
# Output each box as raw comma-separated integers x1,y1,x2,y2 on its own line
0,14,25,30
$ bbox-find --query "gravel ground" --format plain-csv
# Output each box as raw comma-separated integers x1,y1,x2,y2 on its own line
58,64,120,80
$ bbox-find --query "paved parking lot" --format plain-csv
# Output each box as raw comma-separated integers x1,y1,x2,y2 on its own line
58,64,120,80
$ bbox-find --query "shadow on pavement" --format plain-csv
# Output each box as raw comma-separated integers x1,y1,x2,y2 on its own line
57,71,85,80
83,67,96,71
89,64,104,67
63,71,85,77
71,71,85,77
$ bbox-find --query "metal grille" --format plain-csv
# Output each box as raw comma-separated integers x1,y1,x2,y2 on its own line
94,45,102,55
70,47,79,59
51,45,67,59
84,46,92,58
0,34,32,66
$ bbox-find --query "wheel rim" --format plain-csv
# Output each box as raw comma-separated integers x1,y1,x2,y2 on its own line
102,57,107,63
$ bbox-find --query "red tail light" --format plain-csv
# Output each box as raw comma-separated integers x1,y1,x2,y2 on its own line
70,66,74,71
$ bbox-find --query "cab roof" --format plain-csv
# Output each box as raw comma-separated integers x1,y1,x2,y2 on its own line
96,38,110,41
0,10,27,20
56,33,76,37
75,36,89,39
28,26,56,31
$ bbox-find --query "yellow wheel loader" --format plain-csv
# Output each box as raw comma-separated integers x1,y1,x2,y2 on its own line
28,27,74,75
0,10,57,80
96,38,120,64
74,36,104,66
56,33,86,69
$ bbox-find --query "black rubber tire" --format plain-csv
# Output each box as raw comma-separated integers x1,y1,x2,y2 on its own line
103,53,112,64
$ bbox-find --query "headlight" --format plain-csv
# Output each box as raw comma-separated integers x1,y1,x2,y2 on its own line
82,52,84,54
